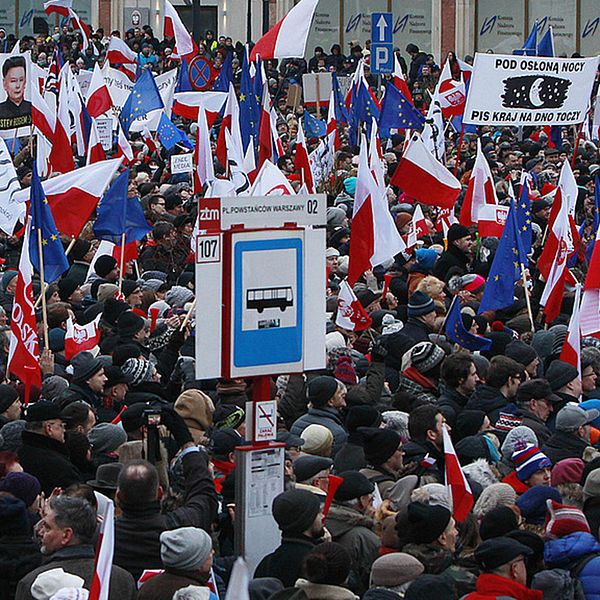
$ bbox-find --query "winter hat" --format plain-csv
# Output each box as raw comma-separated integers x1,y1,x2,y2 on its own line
117,310,146,337
545,500,591,539
213,403,244,430
58,278,79,302
0,495,29,535
0,472,41,506
447,223,471,243
408,341,445,374
0,420,25,452
358,427,401,466
516,485,562,525
293,456,332,483
31,569,85,600
473,483,517,518
272,488,320,533
88,423,127,454
71,351,103,383
333,354,358,385
583,469,600,501
175,390,214,437
0,384,19,413
369,552,424,587
1,270,16,291
307,376,338,408
545,360,579,392
501,426,538,460
94,255,118,278
101,298,129,327
404,574,456,600
327,206,347,227
166,285,195,308
407,501,452,544
414,248,438,271
475,537,533,572
334,470,375,502
301,424,334,456
210,428,243,456
325,331,346,352
410,483,452,511
97,283,119,304
479,506,519,540
345,405,382,432
121,280,140,299
456,435,493,465
48,328,66,353
70,239,91,261
407,291,435,317
463,273,486,293
121,357,154,386
512,444,552,482
160,526,213,570
505,340,538,368
551,458,585,486
454,410,486,441
555,403,600,432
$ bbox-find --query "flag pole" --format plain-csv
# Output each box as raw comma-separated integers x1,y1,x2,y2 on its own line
37,229,49,349
453,123,466,177
118,232,126,293
520,262,535,331
179,297,196,331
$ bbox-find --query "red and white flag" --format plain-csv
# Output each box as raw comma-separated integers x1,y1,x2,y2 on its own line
250,161,294,196
294,121,315,193
250,0,319,61
435,206,458,234
435,60,466,118
87,119,106,165
7,221,41,392
86,63,112,118
391,133,461,209
405,204,428,248
45,2,93,51
326,88,340,152
459,139,498,227
193,106,215,193
257,82,274,173
164,0,197,59
31,78,55,141
49,66,75,175
65,315,101,361
580,224,600,337
107,36,138,66
116,126,134,164
392,55,412,102
88,492,114,600
172,91,227,122
478,204,509,238
336,280,372,331
43,0,71,17
560,283,582,379
216,83,240,171
141,127,157,154
443,425,473,522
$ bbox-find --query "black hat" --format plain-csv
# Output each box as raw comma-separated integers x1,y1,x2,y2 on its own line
121,279,140,298
479,506,520,540
407,291,435,318
101,299,130,327
404,574,456,600
276,431,305,448
516,378,561,405
294,456,332,483
94,255,118,278
345,405,381,433
505,341,538,368
307,376,338,408
525,157,543,171
210,428,244,456
455,435,492,465
58,278,79,302
25,400,66,422
104,365,131,388
272,489,320,533
447,223,471,244
358,427,401,466
70,239,92,261
120,403,146,433
213,404,246,430
453,410,486,441
474,536,533,571
87,462,123,490
356,289,379,309
334,471,375,502
545,360,579,392
531,199,551,213
0,384,19,414
117,310,146,337
407,502,452,544
71,351,103,383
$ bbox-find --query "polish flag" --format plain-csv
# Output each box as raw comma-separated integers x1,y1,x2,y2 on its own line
477,203,509,238
87,119,106,165
216,83,239,171
435,206,458,234
405,204,429,248
348,134,405,285
270,107,284,160
193,106,214,193
89,493,115,600
43,0,72,17
141,127,157,154
369,118,385,192
172,91,228,123
391,133,461,209
257,81,274,173
64,315,101,360
7,221,41,392
250,0,319,61
86,63,112,118
457,57,473,82
443,425,473,522
336,279,373,331
460,139,498,227
164,0,197,59
435,60,466,118
326,89,340,152
116,126,134,164
580,225,600,337
49,66,75,175
107,36,137,66
31,77,55,141
392,54,412,102
559,283,582,379
294,121,315,193
250,161,294,196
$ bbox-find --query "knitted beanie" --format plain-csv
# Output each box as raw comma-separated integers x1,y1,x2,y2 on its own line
94,255,117,278
447,223,471,243
165,285,194,308
406,502,452,544
583,469,600,501
160,527,213,570
307,376,338,408
358,427,401,466
0,472,41,506
369,553,424,587
88,423,128,454
272,489,320,533
479,506,520,540
473,483,517,518
117,310,146,337
551,458,585,486
121,358,155,387
407,291,435,318
408,341,445,375
333,354,358,385
301,424,334,457
500,426,538,461
512,444,552,482
545,500,591,539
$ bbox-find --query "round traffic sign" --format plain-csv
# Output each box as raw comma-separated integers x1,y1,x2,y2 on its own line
189,56,214,91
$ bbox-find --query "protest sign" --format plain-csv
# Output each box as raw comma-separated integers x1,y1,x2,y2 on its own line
0,53,32,139
171,153,193,174
95,118,113,151
464,53,598,126
302,72,331,107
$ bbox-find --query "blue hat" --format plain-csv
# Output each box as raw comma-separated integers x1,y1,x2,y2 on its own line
516,485,562,525
407,291,435,318
415,248,438,271
343,176,357,196
48,328,66,353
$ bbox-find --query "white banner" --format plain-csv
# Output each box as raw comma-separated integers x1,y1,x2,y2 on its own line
464,53,599,126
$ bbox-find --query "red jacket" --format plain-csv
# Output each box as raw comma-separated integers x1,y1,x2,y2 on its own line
464,573,543,600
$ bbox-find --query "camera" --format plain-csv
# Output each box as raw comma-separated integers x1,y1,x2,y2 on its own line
144,409,162,427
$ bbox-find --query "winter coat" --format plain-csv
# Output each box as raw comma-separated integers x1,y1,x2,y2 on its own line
15,545,136,600
432,244,470,282
541,431,590,465
402,439,445,482
584,497,600,541
0,534,42,600
395,369,439,405
438,386,471,427
501,403,552,447
254,535,319,587
137,569,214,600
18,431,82,496
466,385,509,425
400,317,432,344
59,382,110,421
359,466,398,500
114,449,218,581
464,573,542,600
292,579,358,599
333,435,367,474
290,407,348,457
544,531,600,600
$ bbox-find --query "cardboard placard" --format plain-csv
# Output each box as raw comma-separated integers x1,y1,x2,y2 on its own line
95,118,113,151
170,153,193,174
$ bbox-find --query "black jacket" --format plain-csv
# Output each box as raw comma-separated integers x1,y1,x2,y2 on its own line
334,434,367,474
584,497,600,541
432,244,470,282
403,439,445,482
18,431,82,496
541,430,590,465
438,386,470,427
0,534,42,600
401,318,432,344
114,449,218,581
466,385,508,424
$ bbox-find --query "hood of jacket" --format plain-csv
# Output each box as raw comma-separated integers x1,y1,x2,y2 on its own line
544,532,600,569
325,504,375,538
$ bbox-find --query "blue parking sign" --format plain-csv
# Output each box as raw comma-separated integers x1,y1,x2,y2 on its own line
371,12,392,43
371,43,394,74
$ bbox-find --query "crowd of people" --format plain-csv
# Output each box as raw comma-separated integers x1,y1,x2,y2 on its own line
0,10,600,600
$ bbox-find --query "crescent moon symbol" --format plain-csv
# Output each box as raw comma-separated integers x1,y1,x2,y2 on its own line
530,77,545,108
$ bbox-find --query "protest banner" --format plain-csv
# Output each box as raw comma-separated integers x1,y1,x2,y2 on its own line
464,53,598,126
0,52,32,138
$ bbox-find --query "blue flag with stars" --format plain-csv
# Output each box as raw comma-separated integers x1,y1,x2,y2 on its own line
332,72,349,124
478,204,527,314
445,297,492,351
29,163,69,284
348,83,380,145
157,112,193,151
303,111,327,138
175,57,193,93
93,170,152,245
213,51,233,92
120,68,164,136
239,52,259,151
515,178,533,255
378,83,425,133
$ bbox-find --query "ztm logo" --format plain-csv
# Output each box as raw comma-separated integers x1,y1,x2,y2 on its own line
583,18,600,38
393,14,409,34
345,13,361,33
480,15,497,36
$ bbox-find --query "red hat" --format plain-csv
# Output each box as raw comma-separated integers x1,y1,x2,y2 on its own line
545,500,591,539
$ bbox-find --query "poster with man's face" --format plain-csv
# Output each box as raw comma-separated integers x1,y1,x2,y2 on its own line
0,53,32,138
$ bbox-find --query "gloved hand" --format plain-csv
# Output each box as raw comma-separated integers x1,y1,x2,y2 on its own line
370,337,388,362
160,405,193,448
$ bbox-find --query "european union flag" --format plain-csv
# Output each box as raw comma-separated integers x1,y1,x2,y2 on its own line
304,111,327,138
157,112,193,151
514,22,539,56
348,83,380,145
253,57,264,106
537,27,554,57
332,72,349,124
240,52,259,151
515,178,533,255
213,51,233,92
93,170,152,245
29,163,69,284
379,84,425,133
176,57,193,93
445,297,492,351
120,68,164,136
478,205,527,314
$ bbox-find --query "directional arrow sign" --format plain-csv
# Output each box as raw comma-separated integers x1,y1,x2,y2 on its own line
371,12,392,44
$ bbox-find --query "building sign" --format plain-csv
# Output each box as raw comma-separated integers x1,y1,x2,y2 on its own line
579,0,600,57
391,0,433,55
528,0,576,56
476,0,525,54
